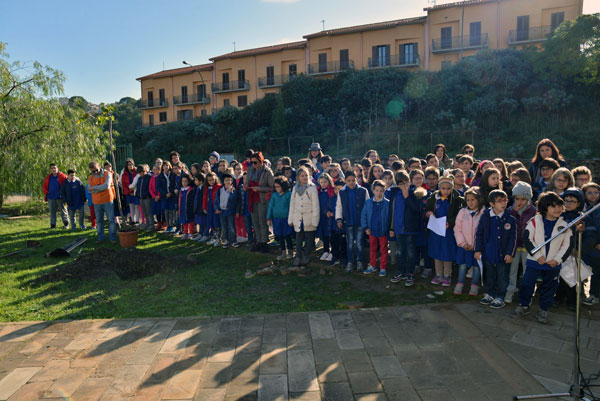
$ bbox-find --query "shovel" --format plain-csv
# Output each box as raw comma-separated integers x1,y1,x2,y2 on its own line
0,240,41,258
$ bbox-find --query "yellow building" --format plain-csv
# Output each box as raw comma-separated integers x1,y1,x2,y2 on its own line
136,0,583,125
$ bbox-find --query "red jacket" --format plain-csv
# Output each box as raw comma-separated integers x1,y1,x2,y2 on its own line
43,172,67,201
202,184,222,212
120,168,134,196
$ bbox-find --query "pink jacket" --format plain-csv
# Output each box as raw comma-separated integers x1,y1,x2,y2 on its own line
453,207,483,248
149,175,158,198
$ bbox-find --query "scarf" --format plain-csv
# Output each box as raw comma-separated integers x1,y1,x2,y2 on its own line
248,180,260,212
295,183,308,197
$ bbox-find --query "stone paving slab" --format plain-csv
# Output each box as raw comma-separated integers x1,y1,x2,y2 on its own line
0,303,599,400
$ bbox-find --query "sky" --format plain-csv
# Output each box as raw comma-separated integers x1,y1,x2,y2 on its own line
1,0,599,104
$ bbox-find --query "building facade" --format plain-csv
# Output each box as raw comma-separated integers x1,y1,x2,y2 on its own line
137,0,584,127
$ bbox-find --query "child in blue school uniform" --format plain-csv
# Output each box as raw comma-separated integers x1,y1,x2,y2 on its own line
157,161,177,232
203,172,222,246
192,173,208,241
330,180,348,266
215,173,239,248
267,176,293,260
361,180,390,276
178,175,194,239
426,175,465,287
317,173,335,262
60,169,86,230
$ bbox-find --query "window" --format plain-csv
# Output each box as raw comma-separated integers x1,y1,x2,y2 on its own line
147,91,154,107
469,22,482,46
318,53,327,73
197,84,206,101
148,114,154,126
159,112,167,122
441,60,452,70
238,70,246,89
176,109,192,121
517,15,530,41
238,95,248,107
222,73,229,91
224,99,230,107
181,86,188,104
266,66,275,86
401,43,418,65
159,89,165,105
340,49,349,69
289,64,297,77
372,45,389,67
441,27,452,49
551,12,564,32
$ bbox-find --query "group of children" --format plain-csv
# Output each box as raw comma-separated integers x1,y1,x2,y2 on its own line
45,139,600,324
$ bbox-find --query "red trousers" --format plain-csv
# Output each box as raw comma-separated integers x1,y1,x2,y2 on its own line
235,215,247,237
182,222,195,234
369,236,388,270
89,205,96,227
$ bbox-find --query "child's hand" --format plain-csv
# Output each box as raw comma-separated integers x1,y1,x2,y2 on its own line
175,189,179,194
474,252,482,260
166,193,171,198
537,256,546,265
577,222,586,232
446,222,449,229
365,228,371,236
326,211,333,218
547,259,559,267
337,221,343,230
235,213,240,217
426,211,433,218
504,255,513,263
267,219,271,225
154,196,160,202
252,187,259,192
390,231,395,238
216,210,221,214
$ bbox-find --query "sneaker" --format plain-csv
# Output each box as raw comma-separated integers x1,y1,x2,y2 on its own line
356,262,364,273
536,309,549,324
346,263,353,273
405,274,415,287
390,274,403,283
430,274,443,285
214,239,222,247
333,260,341,266
583,295,599,306
165,227,173,233
466,267,473,279
181,234,188,240
326,253,333,262
453,283,464,295
63,223,69,229
490,298,506,309
421,268,432,279
442,277,451,287
479,294,494,306
511,305,531,319
379,269,387,277
286,250,294,260
199,235,209,243
207,238,216,245
468,284,480,296
293,258,301,267
80,225,86,230
363,265,377,275
231,242,240,248
277,251,287,261
505,292,513,304
320,252,329,261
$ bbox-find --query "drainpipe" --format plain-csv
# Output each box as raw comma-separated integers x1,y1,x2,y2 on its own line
424,17,430,70
497,0,500,48
460,0,465,59
212,68,216,112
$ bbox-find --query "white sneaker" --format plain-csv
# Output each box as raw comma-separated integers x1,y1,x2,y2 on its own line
213,240,221,247
181,234,188,240
320,252,329,261
326,253,333,261
207,238,216,245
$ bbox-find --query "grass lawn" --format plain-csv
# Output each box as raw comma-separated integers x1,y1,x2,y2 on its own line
0,205,466,322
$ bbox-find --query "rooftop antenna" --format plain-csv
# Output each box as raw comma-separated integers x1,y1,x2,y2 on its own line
233,41,236,51
427,0,437,6
162,61,165,70
321,19,325,31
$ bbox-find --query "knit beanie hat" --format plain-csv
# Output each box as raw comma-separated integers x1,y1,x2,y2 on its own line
512,181,533,201
563,187,584,204
210,151,220,160
438,176,454,187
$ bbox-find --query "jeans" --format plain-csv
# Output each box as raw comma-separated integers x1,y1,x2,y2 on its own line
458,263,481,286
369,236,388,270
68,207,85,230
219,214,236,244
519,266,561,310
484,261,509,301
296,230,315,260
507,248,527,295
396,234,416,275
345,225,364,264
48,198,68,226
251,202,269,244
95,202,117,242
244,214,255,244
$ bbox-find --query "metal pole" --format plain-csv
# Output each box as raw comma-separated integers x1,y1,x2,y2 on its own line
109,119,123,217
460,0,465,60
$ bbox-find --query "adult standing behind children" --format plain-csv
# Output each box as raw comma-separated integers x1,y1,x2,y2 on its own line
528,138,567,184
43,163,69,229
87,161,117,244
245,151,274,253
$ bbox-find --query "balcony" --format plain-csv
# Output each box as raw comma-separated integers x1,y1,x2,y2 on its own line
258,74,298,88
308,60,355,75
211,80,250,93
139,99,168,109
173,93,210,106
509,26,552,45
431,34,488,53
368,54,420,69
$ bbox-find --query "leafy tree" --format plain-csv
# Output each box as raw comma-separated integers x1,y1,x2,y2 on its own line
0,42,109,207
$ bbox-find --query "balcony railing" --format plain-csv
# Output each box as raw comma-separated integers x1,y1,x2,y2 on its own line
431,33,488,53
173,93,210,105
211,80,250,93
368,54,420,69
509,25,553,45
258,74,298,88
139,99,168,109
308,60,355,75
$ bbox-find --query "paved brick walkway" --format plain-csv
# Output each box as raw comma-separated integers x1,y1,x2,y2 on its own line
0,303,598,400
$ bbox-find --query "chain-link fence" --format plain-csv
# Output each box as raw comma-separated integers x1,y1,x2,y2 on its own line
268,136,315,159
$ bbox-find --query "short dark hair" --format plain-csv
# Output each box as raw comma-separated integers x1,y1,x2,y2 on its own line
360,158,372,168
424,166,440,179
194,172,205,183
334,180,344,187
488,189,508,204
345,171,356,179
136,165,145,174
394,170,410,184
540,157,560,171
320,155,332,164
50,163,57,168
274,176,291,192
372,180,385,190
279,156,292,166
170,151,180,158
67,169,75,175
104,161,112,167
297,158,311,167
246,149,255,158
536,191,564,215
391,160,405,171
407,157,421,167
458,155,473,165
409,169,424,180
425,153,437,162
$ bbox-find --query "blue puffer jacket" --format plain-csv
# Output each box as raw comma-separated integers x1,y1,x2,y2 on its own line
360,197,390,237
387,187,425,234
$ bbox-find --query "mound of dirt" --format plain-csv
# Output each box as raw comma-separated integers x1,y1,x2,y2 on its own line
30,248,184,285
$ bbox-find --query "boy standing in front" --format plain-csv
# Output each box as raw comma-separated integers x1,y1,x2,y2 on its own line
60,169,86,230
361,180,390,277
43,163,68,228
475,189,517,309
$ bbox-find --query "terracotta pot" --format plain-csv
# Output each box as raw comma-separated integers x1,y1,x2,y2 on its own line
117,229,139,248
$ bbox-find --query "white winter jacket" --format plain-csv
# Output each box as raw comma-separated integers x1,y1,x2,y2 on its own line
288,182,320,232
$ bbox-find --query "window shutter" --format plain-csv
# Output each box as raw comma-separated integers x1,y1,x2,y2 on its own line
372,46,378,67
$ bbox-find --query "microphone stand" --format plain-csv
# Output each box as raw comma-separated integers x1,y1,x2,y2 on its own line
514,201,600,401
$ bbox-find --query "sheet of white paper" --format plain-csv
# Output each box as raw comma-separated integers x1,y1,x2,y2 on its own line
477,259,484,282
427,215,447,237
